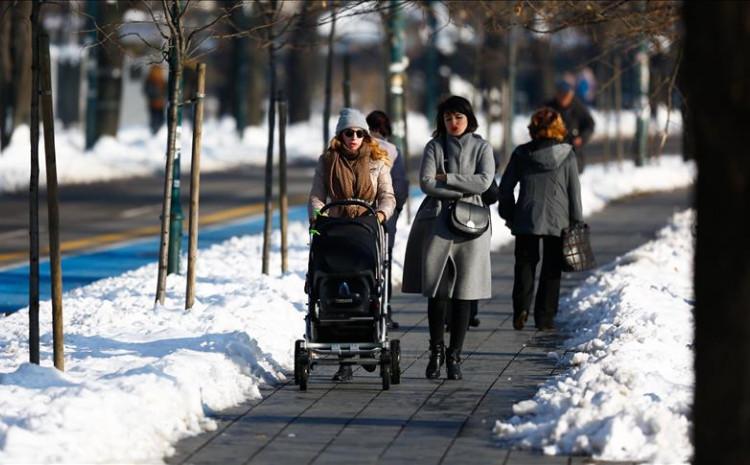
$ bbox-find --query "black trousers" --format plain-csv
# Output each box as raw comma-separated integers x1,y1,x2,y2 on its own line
513,235,563,328
385,209,400,314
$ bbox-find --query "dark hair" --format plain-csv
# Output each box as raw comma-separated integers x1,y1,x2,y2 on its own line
528,107,567,142
366,110,392,138
432,95,478,138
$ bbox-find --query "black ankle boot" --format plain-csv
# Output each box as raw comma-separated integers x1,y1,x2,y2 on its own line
445,348,462,380
425,341,445,379
332,364,353,382
513,309,529,330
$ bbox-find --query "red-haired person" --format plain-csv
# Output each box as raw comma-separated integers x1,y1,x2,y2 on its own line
498,108,584,331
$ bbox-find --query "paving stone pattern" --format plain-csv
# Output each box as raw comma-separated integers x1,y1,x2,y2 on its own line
168,188,690,465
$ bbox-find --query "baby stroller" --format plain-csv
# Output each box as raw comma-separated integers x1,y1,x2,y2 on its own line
294,199,401,391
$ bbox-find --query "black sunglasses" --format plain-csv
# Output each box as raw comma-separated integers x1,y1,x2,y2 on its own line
343,129,366,139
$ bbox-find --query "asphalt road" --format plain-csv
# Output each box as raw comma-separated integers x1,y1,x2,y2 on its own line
0,136,681,269
0,162,316,268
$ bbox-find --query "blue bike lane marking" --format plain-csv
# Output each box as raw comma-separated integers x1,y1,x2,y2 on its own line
0,205,310,314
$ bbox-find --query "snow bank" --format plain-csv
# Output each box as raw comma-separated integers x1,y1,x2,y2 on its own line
493,210,695,464
0,224,311,464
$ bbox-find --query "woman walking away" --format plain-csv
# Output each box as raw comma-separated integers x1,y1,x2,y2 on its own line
309,107,396,382
498,107,583,331
402,96,494,380
366,110,409,330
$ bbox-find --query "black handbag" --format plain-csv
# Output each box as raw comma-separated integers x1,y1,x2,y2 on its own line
561,222,596,272
440,135,492,238
447,199,490,237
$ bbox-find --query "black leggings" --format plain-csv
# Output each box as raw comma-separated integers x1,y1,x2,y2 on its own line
428,298,472,351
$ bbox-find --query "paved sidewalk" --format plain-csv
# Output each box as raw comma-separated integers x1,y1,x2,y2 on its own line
168,188,690,465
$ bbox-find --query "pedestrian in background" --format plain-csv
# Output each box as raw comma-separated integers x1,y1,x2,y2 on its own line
545,79,595,173
367,110,409,330
143,64,167,135
402,96,494,381
498,107,583,331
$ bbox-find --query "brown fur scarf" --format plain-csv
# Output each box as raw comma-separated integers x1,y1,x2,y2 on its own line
323,141,375,218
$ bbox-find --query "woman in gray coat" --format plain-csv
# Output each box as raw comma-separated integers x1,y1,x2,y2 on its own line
498,107,583,331
402,96,494,380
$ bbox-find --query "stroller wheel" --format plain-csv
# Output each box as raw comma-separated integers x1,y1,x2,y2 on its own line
380,350,392,390
293,339,305,385
299,356,309,391
390,340,401,385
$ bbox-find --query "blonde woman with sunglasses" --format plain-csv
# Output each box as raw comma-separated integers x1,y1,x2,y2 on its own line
308,107,396,382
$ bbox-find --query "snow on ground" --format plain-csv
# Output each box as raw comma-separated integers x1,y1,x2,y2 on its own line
0,223,311,464
0,106,680,194
0,156,694,463
493,210,695,464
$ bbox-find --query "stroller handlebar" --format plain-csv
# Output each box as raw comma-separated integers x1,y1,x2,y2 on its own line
320,199,377,216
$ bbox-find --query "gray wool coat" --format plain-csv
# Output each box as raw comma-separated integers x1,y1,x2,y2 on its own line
497,139,583,236
401,132,495,300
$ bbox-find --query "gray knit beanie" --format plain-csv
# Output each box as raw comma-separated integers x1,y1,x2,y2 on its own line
335,108,369,136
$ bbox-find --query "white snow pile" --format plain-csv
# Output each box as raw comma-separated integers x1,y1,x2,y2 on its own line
493,210,695,464
0,223,312,464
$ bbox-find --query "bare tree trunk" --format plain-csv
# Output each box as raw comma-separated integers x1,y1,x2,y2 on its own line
685,3,750,464
278,91,288,274
28,0,40,365
246,45,266,126
0,2,12,151
323,5,335,151
286,0,316,124
39,33,64,371
186,63,206,310
155,2,184,305
1,1,32,150
262,3,277,276
95,1,123,137
614,53,624,166
342,47,351,108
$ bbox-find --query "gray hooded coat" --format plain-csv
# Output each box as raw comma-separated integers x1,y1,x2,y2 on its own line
498,139,583,236
401,133,494,300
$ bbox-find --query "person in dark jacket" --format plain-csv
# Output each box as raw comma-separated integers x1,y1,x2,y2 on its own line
402,96,494,380
545,80,595,173
498,107,584,330
367,110,409,330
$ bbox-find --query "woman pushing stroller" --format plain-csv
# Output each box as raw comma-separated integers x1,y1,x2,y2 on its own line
308,108,396,382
